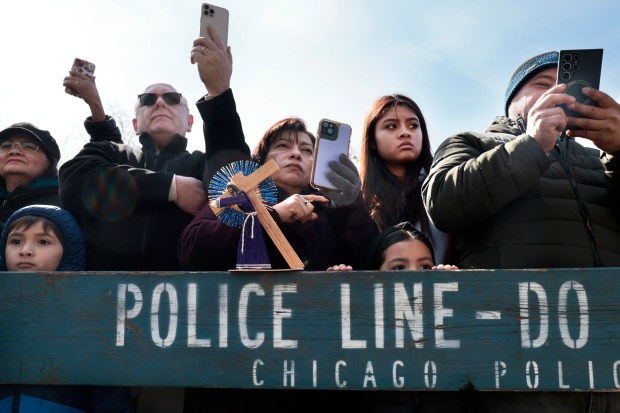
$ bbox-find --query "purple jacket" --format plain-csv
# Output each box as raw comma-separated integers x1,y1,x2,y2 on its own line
179,189,378,271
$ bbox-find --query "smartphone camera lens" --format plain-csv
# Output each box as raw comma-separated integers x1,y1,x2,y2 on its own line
563,62,571,71
321,121,335,136
562,72,571,81
564,54,573,62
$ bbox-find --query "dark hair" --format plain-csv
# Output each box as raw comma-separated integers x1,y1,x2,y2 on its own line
367,221,435,270
359,94,433,230
7,215,64,245
252,118,316,164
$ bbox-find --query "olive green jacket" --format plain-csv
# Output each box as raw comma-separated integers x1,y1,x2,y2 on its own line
422,116,620,269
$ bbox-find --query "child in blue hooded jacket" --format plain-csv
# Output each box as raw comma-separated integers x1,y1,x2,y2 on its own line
0,205,133,413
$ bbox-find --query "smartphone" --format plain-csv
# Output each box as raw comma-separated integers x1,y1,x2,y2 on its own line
200,3,229,45
310,119,352,192
557,48,603,118
65,58,95,98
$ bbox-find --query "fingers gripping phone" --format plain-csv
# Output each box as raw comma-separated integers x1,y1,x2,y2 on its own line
557,49,603,118
311,119,352,192
200,3,229,45
65,58,95,98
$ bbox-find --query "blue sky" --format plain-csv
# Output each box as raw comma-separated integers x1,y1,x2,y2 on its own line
1,0,619,165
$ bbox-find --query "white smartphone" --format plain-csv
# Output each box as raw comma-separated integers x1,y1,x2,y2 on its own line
310,119,352,192
200,3,229,45
65,57,95,98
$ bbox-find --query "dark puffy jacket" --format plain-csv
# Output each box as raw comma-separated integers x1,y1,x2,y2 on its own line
0,205,133,413
422,116,620,269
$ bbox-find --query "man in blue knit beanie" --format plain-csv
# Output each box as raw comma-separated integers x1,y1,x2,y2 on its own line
423,51,620,412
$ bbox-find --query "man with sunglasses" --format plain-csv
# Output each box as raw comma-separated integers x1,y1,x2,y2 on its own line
59,75,248,273
59,31,253,413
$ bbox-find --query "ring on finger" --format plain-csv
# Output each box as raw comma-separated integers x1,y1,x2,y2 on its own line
201,46,207,55
303,200,309,206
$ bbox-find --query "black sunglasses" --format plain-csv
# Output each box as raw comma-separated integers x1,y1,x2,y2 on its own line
137,92,183,107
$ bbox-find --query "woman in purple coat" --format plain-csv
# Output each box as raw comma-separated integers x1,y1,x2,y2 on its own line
178,116,379,271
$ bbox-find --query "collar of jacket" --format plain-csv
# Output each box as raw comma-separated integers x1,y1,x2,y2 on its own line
487,115,572,141
486,115,522,134
139,132,188,154
0,177,59,198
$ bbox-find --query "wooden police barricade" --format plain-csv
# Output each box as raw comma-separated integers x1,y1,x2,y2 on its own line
1,268,620,391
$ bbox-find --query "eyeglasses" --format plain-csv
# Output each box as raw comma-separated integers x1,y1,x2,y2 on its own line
137,92,183,107
0,141,40,153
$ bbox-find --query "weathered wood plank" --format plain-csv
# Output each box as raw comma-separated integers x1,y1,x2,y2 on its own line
1,269,620,391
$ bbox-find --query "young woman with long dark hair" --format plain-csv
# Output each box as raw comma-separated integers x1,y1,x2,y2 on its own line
360,94,451,264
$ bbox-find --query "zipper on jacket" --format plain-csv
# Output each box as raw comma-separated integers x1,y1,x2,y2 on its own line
151,150,160,170
557,137,601,266
142,150,173,268
153,151,173,173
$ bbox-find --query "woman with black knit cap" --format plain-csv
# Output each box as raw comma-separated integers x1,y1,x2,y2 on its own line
0,122,62,229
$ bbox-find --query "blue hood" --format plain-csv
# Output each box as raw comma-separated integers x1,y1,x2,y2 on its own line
0,205,85,271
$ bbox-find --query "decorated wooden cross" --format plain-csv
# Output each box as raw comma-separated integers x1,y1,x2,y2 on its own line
210,159,304,270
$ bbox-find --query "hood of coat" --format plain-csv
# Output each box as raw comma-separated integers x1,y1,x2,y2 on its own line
0,204,85,271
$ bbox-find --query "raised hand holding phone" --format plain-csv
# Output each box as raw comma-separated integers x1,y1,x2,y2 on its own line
192,10,232,96
556,49,603,118
565,85,620,154
324,153,362,207
554,48,620,153
64,58,95,98
62,58,105,121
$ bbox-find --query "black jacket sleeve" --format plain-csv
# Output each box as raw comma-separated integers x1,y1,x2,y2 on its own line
59,142,173,221
196,89,251,185
84,116,124,143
